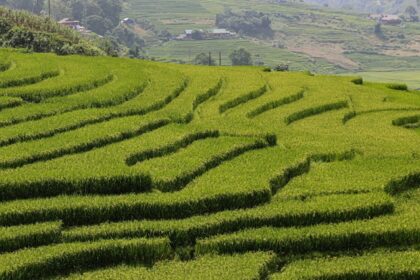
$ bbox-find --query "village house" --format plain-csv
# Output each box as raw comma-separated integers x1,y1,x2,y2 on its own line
176,29,200,40
176,28,236,41
121,18,135,25
58,18,91,34
380,14,402,25
368,14,383,21
210,29,236,39
58,18,80,29
368,14,402,25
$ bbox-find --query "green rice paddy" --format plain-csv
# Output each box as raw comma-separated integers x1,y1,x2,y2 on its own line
0,48,419,279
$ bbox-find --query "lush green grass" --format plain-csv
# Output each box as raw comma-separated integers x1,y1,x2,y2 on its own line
272,250,420,279
59,252,277,280
0,48,419,279
0,238,171,279
0,221,62,253
196,193,420,255
345,70,420,90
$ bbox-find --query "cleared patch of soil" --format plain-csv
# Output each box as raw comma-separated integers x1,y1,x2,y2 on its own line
286,39,360,70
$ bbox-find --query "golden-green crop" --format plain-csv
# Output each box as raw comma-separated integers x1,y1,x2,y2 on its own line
0,48,418,279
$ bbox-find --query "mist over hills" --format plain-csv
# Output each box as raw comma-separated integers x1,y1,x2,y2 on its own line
303,0,419,13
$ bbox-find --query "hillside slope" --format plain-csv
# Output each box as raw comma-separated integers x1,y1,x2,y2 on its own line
0,49,419,278
0,7,104,55
123,0,420,73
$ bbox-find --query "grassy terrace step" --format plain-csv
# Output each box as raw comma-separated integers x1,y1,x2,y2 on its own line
0,57,190,130
197,69,267,119
405,122,420,129
0,124,199,196
0,62,11,72
153,67,223,122
0,67,186,147
0,117,170,171
0,65,149,127
0,130,266,200
0,119,174,200
0,59,11,72
1,68,113,103
136,136,271,192
278,156,420,199
60,252,277,280
195,200,420,255
285,100,349,125
0,222,61,253
63,192,393,245
219,84,268,114
0,146,303,226
246,90,305,118
223,73,307,121
346,83,420,114
343,108,420,125
0,70,60,89
0,238,171,280
272,250,420,280
385,172,420,195
0,97,23,111
0,49,419,277
0,144,369,225
0,52,59,89
236,77,358,135
386,83,409,91
125,130,220,166
392,115,420,127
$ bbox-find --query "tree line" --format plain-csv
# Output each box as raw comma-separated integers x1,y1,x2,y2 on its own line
194,48,253,66
216,9,273,39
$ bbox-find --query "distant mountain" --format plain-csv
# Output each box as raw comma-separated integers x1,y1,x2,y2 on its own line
303,0,419,14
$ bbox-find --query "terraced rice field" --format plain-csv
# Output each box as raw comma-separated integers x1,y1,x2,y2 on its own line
0,48,419,279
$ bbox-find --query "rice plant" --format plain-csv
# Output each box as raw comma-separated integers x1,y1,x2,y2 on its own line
0,48,418,279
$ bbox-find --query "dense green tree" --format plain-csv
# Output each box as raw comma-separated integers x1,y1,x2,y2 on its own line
216,9,273,38
406,5,418,16
405,5,419,21
0,18,12,34
193,53,216,66
158,29,172,42
48,0,72,19
128,46,141,58
111,25,144,48
374,22,384,38
191,30,204,40
97,0,122,26
7,0,45,14
229,48,253,66
84,1,101,18
97,37,120,56
71,0,85,21
86,14,113,35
